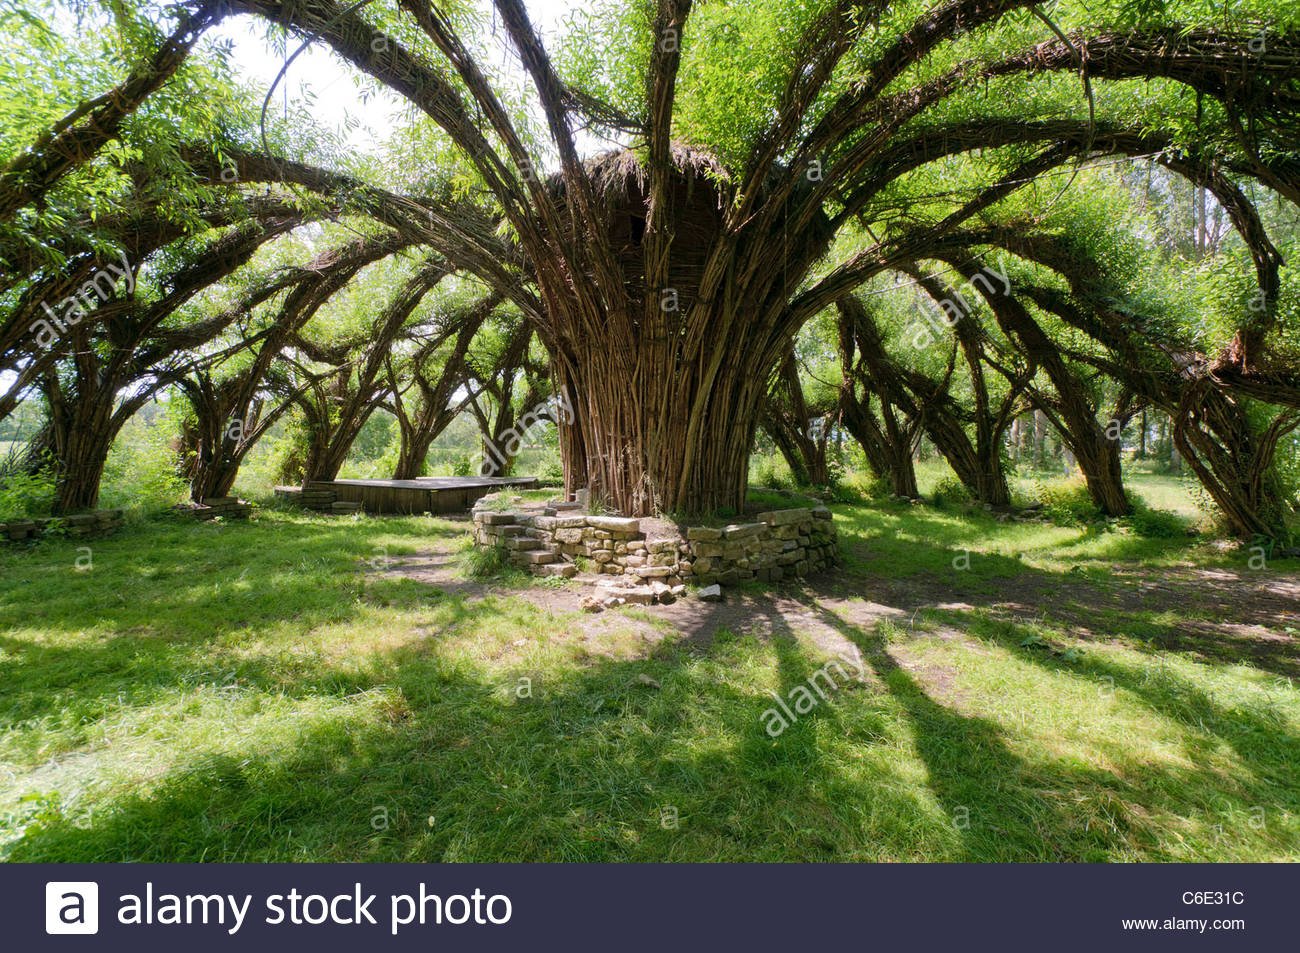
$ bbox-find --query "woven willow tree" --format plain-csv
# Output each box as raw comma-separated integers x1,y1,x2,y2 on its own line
18,0,1294,515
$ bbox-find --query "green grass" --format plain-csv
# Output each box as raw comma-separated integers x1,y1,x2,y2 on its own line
1,491,1297,862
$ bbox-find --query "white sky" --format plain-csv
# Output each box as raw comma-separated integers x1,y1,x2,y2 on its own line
208,0,582,156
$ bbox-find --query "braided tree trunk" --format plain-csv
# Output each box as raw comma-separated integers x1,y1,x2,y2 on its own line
839,392,919,498
556,330,766,516
1174,385,1296,539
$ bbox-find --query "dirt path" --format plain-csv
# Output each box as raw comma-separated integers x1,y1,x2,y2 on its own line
375,540,1300,678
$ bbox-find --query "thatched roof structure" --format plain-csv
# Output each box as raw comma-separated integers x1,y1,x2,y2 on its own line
548,145,731,307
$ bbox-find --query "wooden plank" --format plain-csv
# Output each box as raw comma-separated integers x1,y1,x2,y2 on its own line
304,476,539,515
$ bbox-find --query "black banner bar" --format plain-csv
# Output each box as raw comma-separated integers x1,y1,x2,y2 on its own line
5,863,1292,951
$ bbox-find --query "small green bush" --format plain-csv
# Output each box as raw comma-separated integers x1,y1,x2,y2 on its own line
0,468,55,521
931,476,972,508
1036,479,1101,525
750,454,793,490
538,456,564,485
461,541,513,579
833,472,889,502
100,414,188,515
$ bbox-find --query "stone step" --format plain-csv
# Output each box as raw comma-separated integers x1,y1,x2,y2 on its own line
532,562,577,578
521,550,560,565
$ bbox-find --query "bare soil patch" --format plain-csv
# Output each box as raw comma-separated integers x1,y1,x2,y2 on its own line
372,535,1300,684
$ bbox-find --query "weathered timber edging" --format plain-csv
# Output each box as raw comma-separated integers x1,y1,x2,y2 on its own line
276,477,539,515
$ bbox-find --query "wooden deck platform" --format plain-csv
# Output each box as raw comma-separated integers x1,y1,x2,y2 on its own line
303,476,539,515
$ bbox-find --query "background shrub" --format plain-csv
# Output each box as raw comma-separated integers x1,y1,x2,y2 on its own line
1035,478,1101,525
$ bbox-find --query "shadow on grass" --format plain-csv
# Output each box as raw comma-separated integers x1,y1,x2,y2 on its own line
926,609,1300,813
789,596,1156,860
0,514,467,729
827,506,1300,679
3,503,1297,862
3,596,953,862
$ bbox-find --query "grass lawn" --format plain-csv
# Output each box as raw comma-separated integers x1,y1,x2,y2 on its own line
1,493,1297,862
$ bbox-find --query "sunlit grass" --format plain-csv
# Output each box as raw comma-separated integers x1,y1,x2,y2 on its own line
1,497,1296,862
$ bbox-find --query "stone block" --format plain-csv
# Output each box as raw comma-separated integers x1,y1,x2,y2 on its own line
756,508,806,526
686,526,723,541
619,586,657,605
722,522,765,540
586,515,640,533
532,562,577,578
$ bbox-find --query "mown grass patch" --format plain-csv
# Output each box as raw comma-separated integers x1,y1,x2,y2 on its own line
1,499,1296,862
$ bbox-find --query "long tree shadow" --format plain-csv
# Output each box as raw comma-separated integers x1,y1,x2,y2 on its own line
3,593,960,862
0,515,472,729
828,513,1300,678
928,608,1300,819
793,595,1153,860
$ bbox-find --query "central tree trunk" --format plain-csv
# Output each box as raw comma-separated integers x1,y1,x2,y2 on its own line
557,334,764,517
537,149,834,517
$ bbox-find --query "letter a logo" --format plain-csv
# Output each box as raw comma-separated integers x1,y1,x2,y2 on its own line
45,882,99,934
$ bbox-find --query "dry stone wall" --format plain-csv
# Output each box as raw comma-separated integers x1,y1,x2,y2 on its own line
472,498,839,587
0,508,125,543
